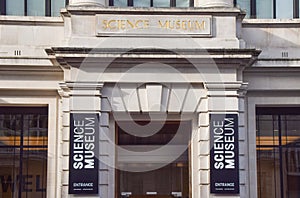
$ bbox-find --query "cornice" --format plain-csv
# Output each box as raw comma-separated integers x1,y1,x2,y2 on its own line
60,81,104,90
244,66,300,73
64,6,243,16
46,47,261,69
0,65,62,73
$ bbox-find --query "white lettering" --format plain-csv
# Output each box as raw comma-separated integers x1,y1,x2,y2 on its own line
212,115,236,170
72,116,97,170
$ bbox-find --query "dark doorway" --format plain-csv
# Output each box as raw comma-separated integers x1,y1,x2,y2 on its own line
116,120,191,198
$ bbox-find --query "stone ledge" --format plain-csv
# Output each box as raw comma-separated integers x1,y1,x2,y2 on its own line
243,18,300,28
0,15,63,25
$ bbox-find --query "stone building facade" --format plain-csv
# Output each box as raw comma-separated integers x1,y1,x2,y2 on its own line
0,0,300,197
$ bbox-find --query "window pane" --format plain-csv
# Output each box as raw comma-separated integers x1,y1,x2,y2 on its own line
256,108,300,198
0,107,48,197
52,0,65,16
0,147,20,197
256,115,279,146
0,114,22,146
153,0,170,7
257,0,273,18
276,0,293,19
6,0,24,16
23,115,48,137
236,0,250,18
133,0,151,7
27,0,45,16
284,148,300,197
257,149,281,198
114,0,128,6
285,148,300,174
23,114,48,148
119,162,189,197
22,150,47,197
176,0,189,7
281,115,300,146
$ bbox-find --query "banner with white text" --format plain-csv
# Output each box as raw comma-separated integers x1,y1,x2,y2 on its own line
210,114,239,194
69,113,99,194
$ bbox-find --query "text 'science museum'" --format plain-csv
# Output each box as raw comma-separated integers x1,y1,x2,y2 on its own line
0,0,300,197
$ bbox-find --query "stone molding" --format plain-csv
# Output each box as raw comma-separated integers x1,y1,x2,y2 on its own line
69,0,106,6
198,0,233,7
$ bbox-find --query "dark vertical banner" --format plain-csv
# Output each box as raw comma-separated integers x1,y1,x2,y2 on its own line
210,114,239,194
69,113,99,194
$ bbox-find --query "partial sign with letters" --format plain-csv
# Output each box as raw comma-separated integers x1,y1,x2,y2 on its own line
69,113,99,194
210,114,239,194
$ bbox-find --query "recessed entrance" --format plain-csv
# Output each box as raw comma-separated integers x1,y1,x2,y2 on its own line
116,120,190,198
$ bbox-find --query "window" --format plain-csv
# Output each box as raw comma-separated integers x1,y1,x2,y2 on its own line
109,0,193,7
116,121,191,198
0,107,48,198
235,0,300,19
256,107,300,198
0,0,68,16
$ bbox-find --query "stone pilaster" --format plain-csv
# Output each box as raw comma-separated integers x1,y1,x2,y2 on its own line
237,83,249,198
199,82,244,197
59,81,103,197
198,109,210,197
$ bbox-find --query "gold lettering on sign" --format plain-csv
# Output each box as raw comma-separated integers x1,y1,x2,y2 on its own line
158,20,206,31
100,18,208,33
102,19,150,30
